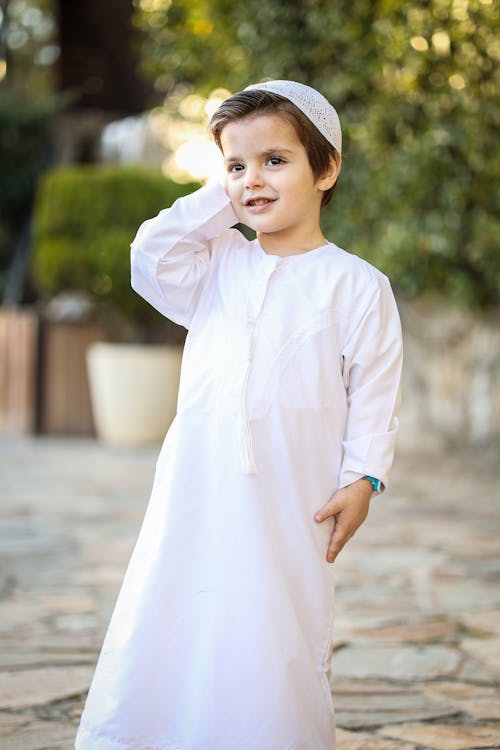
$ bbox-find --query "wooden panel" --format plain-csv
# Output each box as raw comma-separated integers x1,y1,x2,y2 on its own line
0,309,38,434
38,320,108,435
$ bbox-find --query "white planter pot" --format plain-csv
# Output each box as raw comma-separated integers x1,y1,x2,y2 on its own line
86,342,183,446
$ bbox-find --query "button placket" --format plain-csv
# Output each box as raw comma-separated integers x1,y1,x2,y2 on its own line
239,259,279,474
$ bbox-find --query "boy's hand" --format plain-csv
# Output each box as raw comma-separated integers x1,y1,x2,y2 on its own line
314,479,373,563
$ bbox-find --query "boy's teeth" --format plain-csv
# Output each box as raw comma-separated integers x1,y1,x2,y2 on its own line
250,199,270,205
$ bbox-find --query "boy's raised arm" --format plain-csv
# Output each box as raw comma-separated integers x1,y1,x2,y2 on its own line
130,182,239,329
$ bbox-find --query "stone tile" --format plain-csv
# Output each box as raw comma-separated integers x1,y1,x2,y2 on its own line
459,610,500,636
0,630,102,654
456,654,500,684
30,592,97,613
0,666,93,709
0,712,30,732
0,601,43,634
52,612,102,632
333,680,457,729
422,681,496,700
429,581,500,612
459,637,500,676
458,698,500,721
332,612,420,641
1,719,75,750
422,681,500,722
378,723,500,749
336,727,416,749
331,644,461,681
0,650,96,669
348,620,457,644
73,567,126,587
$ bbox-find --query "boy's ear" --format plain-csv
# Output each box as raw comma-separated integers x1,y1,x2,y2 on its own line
317,153,341,191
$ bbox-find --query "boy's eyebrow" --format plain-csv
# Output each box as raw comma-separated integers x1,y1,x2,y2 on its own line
224,147,294,162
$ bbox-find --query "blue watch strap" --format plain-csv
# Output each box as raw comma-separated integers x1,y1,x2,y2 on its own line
363,475,382,493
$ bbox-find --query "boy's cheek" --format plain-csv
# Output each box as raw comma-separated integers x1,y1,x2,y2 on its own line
227,189,243,218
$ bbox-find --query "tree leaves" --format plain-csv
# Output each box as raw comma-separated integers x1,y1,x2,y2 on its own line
134,0,500,308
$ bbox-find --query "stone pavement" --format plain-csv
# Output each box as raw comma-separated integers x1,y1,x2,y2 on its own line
0,436,499,750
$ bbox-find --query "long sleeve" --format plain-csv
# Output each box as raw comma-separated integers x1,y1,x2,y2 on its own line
130,182,239,328
338,275,403,491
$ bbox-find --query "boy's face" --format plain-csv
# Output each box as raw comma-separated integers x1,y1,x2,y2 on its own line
220,113,336,254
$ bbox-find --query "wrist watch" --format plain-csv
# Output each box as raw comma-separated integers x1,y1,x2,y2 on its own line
362,475,382,493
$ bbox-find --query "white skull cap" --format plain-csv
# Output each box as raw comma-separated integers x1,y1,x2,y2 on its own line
244,80,342,154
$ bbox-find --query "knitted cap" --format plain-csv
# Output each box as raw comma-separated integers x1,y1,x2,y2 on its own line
244,80,342,154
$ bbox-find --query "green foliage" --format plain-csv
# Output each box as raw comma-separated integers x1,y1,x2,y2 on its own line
33,165,201,341
134,0,500,309
0,0,57,97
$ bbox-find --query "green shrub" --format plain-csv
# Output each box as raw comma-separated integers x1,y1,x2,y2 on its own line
32,165,201,342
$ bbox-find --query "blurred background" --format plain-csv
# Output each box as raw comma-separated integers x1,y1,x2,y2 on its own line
1,3,500,749
0,0,498,447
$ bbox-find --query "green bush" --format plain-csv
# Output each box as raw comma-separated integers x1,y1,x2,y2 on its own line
33,165,201,342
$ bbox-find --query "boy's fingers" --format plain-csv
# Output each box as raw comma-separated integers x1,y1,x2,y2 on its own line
314,495,343,523
327,524,354,564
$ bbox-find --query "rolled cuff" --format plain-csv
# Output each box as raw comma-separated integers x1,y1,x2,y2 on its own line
338,418,399,491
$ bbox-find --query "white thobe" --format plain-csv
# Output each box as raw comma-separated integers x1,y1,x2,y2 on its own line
75,182,403,750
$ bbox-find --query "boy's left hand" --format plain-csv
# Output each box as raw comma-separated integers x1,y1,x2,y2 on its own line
314,479,373,563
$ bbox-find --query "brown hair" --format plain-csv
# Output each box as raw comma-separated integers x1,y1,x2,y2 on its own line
209,90,341,207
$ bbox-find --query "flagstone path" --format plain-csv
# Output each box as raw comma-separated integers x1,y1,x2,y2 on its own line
0,436,499,749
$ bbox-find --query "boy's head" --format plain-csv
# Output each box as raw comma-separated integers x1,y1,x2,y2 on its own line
210,80,342,207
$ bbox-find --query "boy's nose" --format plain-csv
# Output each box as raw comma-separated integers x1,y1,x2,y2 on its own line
244,165,265,189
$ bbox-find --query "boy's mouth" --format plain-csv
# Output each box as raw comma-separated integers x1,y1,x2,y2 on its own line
244,197,276,207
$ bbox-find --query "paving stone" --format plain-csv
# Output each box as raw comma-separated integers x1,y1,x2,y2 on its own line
333,680,457,728
335,727,416,749
0,719,75,750
429,581,500,612
30,592,97,613
458,610,500,636
456,653,500,684
0,601,42,634
456,698,500,721
0,630,102,655
0,712,30,732
52,612,102,632
422,681,497,700
331,644,461,681
422,682,500,721
0,666,93,709
459,637,500,677
348,620,458,644
0,650,96,669
378,723,500,749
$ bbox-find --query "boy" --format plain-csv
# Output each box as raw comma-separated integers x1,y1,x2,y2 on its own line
75,80,403,750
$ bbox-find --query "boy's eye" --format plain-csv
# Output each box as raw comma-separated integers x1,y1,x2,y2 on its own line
267,157,285,166
229,163,245,173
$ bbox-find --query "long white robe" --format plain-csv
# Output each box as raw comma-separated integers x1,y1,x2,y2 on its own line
75,182,403,750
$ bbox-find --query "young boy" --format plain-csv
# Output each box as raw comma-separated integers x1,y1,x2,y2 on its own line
75,80,403,750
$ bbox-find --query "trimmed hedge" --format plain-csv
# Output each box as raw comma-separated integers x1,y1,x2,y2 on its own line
33,165,201,341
